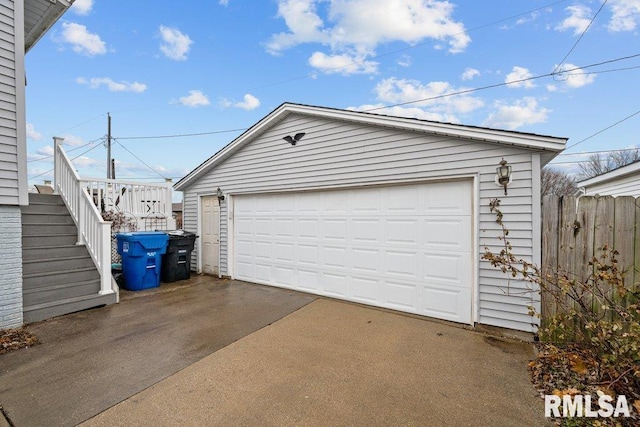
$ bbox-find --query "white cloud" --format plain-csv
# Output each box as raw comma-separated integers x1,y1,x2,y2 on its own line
219,0,229,5
266,0,470,75
552,63,597,88
60,22,106,56
159,26,193,61
71,0,93,15
397,54,412,67
461,67,480,81
373,77,484,116
505,66,535,89
555,5,592,35
608,0,640,31
349,77,484,123
37,146,54,156
72,156,98,167
308,52,378,74
26,123,42,140
61,134,89,147
219,94,261,111
77,77,147,93
483,97,550,130
179,90,210,107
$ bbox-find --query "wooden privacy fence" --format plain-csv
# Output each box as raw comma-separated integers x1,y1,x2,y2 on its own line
541,194,639,319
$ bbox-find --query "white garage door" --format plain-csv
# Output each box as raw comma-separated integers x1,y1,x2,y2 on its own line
233,180,473,323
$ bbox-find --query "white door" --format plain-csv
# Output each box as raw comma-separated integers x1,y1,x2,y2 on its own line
201,196,220,276
233,180,474,324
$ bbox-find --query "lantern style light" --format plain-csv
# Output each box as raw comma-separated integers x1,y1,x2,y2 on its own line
496,158,512,195
216,187,225,202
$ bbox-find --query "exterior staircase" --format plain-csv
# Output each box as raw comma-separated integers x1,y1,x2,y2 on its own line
21,193,117,323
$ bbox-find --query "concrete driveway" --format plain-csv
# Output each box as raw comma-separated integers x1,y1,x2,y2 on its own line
1,277,546,426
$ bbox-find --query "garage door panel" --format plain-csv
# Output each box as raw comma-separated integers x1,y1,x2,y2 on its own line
322,192,349,213
323,245,348,269
235,239,254,257
352,188,381,213
352,218,381,244
254,241,272,260
387,186,420,214
235,260,254,281
254,263,272,282
423,253,468,284
323,219,348,241
298,269,320,291
275,266,295,286
235,218,253,235
234,180,473,324
386,219,419,246
384,281,419,311
352,247,381,274
275,218,294,238
422,286,471,322
298,244,320,267
351,276,380,303
275,242,294,262
423,218,472,251
298,218,319,239
323,272,348,297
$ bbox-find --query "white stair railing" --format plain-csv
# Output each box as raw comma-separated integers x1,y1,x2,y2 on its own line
53,137,114,296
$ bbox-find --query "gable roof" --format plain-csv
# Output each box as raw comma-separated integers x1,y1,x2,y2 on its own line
576,160,640,189
25,0,73,52
174,102,568,191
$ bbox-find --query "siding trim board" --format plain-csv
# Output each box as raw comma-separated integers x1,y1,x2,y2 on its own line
179,104,567,332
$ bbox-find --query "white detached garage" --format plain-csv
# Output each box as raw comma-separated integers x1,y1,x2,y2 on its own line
175,103,567,333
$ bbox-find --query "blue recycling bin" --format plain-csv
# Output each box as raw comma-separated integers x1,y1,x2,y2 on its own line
116,231,169,291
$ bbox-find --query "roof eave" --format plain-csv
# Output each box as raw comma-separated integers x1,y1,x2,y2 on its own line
25,0,73,53
576,161,640,188
174,102,568,191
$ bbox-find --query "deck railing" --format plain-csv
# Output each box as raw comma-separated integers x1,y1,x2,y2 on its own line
80,177,175,232
53,137,113,296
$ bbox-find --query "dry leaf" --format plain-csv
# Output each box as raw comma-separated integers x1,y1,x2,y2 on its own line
633,400,640,414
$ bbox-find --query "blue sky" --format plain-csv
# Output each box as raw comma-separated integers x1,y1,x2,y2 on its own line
25,0,640,194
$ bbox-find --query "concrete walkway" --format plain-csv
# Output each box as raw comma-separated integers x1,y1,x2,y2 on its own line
0,277,315,427
81,298,546,426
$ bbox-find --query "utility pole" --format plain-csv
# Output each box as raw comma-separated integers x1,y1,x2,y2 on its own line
106,113,112,179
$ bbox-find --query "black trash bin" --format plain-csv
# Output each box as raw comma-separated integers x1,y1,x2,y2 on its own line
161,231,197,283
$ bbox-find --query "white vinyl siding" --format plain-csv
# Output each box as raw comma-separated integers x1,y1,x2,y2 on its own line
582,173,640,197
0,0,25,206
182,112,544,332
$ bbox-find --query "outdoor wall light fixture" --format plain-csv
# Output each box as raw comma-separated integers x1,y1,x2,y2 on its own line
216,187,225,202
283,132,306,145
496,158,512,195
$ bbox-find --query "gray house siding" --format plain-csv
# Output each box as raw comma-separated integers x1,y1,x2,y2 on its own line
182,112,545,332
0,0,25,206
0,0,24,329
582,173,640,197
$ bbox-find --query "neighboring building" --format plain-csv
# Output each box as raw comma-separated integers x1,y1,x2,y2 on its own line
0,0,74,329
576,161,640,197
172,202,183,229
175,103,567,333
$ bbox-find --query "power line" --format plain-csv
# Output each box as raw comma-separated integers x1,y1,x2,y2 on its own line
565,108,640,150
556,146,640,157
27,137,105,163
552,0,608,76
248,0,573,90
27,140,105,181
116,128,246,140
113,139,168,180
